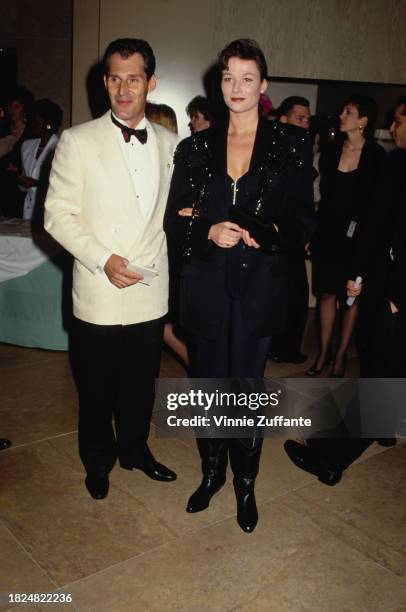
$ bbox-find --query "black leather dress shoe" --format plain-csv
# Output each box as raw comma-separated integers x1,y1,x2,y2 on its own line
186,474,226,513
85,475,109,499
284,440,342,486
120,457,177,482
0,438,11,450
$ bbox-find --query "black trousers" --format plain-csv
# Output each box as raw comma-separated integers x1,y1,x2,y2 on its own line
270,254,309,356
190,296,270,476
192,296,271,378
70,315,164,476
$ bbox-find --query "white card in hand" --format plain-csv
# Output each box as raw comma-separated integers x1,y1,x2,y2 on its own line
127,263,158,286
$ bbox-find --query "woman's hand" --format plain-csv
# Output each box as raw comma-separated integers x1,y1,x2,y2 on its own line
346,279,363,297
241,229,260,249
390,301,399,314
208,222,242,248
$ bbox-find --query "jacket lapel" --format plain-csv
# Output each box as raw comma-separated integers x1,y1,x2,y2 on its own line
142,119,160,225
249,117,271,171
146,121,175,218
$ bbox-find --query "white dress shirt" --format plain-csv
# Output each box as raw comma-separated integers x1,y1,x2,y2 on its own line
98,113,156,271
112,113,155,218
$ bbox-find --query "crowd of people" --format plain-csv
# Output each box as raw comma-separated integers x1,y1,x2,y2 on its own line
1,36,405,533
0,88,62,220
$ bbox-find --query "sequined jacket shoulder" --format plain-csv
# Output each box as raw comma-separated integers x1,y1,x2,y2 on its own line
165,118,315,259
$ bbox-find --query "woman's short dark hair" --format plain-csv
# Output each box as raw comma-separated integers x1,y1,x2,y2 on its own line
342,94,379,139
103,38,156,80
218,39,268,81
33,99,63,133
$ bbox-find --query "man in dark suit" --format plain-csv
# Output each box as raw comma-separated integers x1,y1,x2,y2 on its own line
269,96,313,364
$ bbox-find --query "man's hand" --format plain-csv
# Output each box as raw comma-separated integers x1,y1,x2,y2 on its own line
104,254,143,289
17,175,38,189
346,279,363,297
208,222,242,248
241,229,260,249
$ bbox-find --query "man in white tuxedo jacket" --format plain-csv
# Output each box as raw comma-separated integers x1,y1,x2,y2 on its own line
45,38,178,499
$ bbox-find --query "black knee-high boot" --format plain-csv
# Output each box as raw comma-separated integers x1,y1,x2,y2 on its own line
186,438,228,513
229,437,263,533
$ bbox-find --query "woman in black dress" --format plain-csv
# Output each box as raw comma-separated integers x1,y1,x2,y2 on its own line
165,39,314,532
309,96,385,377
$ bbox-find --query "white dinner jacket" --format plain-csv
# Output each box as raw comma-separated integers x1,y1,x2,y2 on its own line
44,111,179,325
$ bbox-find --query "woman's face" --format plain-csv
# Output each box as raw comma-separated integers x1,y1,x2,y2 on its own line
339,104,367,134
221,57,267,115
31,115,47,138
8,100,25,123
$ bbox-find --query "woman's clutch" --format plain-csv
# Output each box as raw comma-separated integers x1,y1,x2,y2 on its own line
229,205,280,253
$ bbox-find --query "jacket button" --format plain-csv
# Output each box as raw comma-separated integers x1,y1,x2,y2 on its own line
242,262,248,269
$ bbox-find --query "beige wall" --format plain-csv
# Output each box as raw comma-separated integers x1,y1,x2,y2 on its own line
0,0,72,130
73,0,406,135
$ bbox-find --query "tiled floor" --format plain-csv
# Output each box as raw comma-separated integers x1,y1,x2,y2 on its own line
1,315,405,611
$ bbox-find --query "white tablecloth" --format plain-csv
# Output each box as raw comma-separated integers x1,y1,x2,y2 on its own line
0,219,57,283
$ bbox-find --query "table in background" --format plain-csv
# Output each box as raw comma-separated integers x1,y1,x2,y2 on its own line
0,220,71,350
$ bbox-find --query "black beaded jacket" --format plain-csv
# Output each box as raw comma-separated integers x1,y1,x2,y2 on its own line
164,117,315,339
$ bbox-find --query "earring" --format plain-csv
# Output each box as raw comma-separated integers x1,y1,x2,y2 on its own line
46,123,52,131
359,125,364,133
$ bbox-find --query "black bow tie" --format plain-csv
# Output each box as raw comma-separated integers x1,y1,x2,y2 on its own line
111,113,148,144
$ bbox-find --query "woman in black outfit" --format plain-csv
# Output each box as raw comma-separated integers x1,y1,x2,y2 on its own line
347,97,406,378
309,95,385,377
165,39,314,532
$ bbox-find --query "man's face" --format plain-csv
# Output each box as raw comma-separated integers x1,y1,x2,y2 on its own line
104,52,156,127
390,104,406,149
281,104,310,129
189,111,210,133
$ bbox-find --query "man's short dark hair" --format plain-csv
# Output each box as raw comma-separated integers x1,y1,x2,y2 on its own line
278,96,310,118
186,96,212,121
103,38,156,80
218,39,268,81
395,95,406,115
